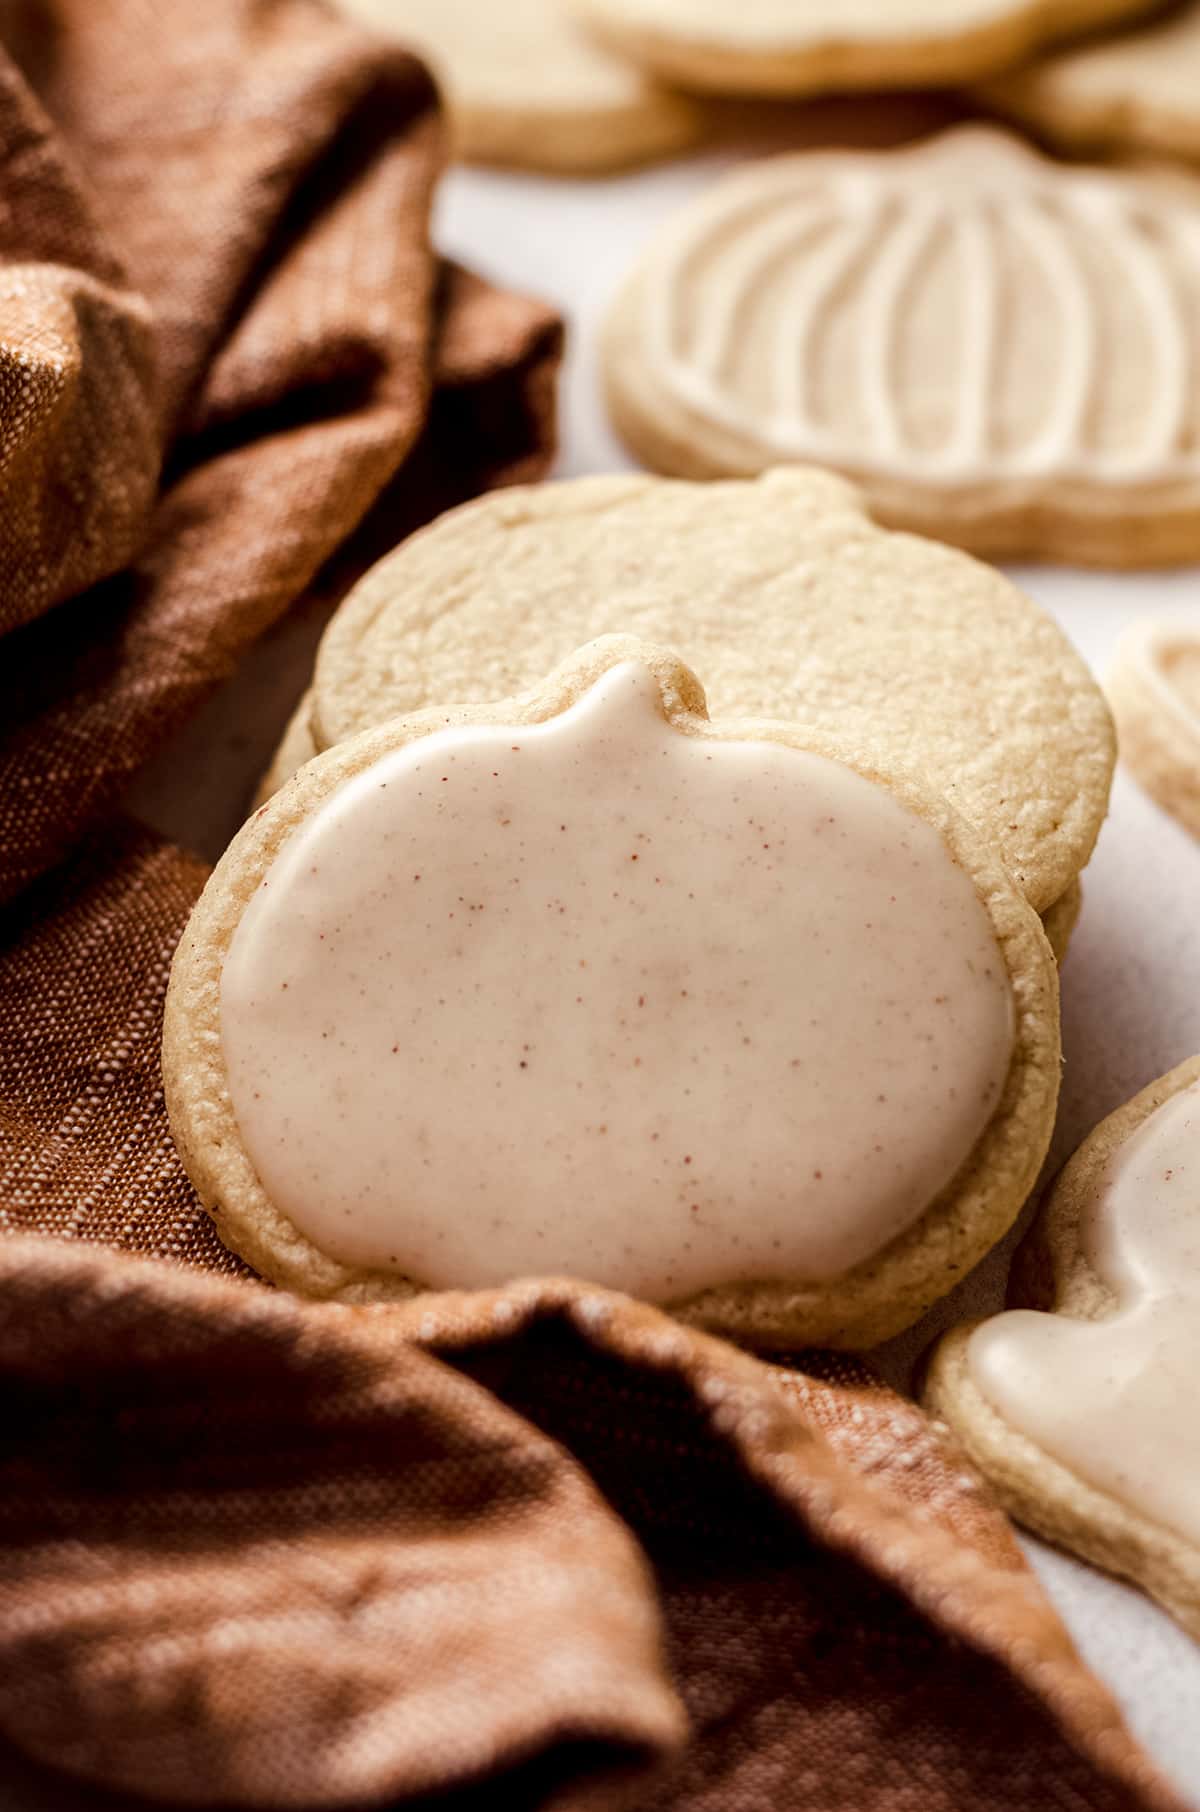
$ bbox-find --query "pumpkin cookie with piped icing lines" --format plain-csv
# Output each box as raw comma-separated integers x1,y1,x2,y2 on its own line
1108,618,1200,841
603,128,1200,567
926,1058,1200,1640
570,0,1160,96
165,635,1060,1349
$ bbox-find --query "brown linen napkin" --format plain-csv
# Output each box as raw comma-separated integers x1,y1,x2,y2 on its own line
0,1203,1184,1811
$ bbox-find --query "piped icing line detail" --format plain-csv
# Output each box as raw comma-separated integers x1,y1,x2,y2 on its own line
1005,197,1094,473
1114,205,1190,470
642,136,1200,486
968,1079,1200,1548
218,650,1017,1305
946,203,996,468
857,196,941,464
775,205,882,431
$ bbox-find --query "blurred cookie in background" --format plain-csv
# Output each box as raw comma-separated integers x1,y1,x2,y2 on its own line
569,0,1162,96
335,0,701,172
978,2,1200,165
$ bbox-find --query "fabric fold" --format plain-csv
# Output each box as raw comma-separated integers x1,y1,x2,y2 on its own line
0,1215,1183,1812
0,51,159,632
0,0,560,904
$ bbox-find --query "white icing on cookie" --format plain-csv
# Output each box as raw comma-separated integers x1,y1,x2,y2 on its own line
969,1079,1200,1545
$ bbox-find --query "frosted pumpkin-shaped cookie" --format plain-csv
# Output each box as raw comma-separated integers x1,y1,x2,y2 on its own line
165,637,1060,1348
570,0,1159,97
1108,618,1200,841
927,1059,1200,1638
604,128,1200,566
258,473,1114,928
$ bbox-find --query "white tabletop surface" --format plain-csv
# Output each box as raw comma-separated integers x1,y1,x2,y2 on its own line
66,115,1200,1809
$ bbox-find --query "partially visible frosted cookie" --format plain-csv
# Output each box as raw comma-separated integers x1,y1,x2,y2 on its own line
1108,618,1200,840
926,1058,1200,1640
304,472,1113,915
604,128,1200,566
333,0,700,173
165,635,1061,1348
979,3,1200,165
571,0,1159,96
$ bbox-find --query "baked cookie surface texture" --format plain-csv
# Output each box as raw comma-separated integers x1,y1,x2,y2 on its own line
165,637,1061,1348
927,1059,1200,1638
334,0,699,172
570,0,1160,96
604,128,1200,566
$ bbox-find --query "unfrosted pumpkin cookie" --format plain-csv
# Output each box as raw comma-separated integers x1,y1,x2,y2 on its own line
298,471,1113,916
603,127,1200,567
1108,618,1200,840
979,3,1200,165
166,635,1060,1348
570,0,1159,96
926,1058,1200,1640
333,0,700,173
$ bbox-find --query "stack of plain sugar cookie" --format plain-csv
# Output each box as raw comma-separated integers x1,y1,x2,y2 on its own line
165,0,1200,1658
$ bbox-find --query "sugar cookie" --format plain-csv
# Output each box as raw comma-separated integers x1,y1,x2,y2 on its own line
603,128,1200,567
334,0,700,173
979,3,1200,165
299,472,1113,915
926,1058,1200,1640
1108,618,1200,840
570,0,1160,97
165,636,1060,1348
